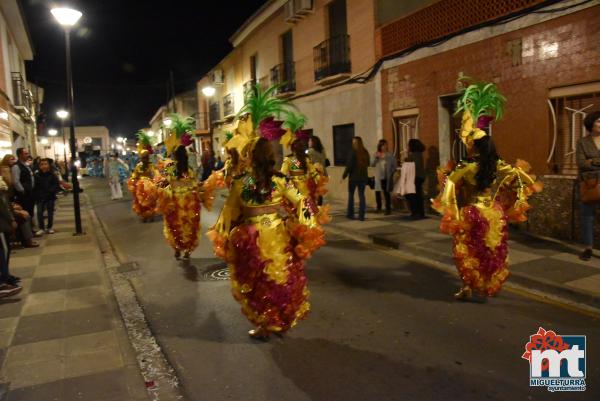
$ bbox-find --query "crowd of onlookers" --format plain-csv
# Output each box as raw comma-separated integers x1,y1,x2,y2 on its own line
0,148,70,298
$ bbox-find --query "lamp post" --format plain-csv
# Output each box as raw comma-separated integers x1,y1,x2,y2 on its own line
51,7,83,235
56,110,69,168
201,86,215,155
48,128,58,159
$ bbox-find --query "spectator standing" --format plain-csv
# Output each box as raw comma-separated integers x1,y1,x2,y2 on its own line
576,111,600,261
372,139,397,215
0,176,22,297
342,136,370,221
34,159,60,234
11,148,35,219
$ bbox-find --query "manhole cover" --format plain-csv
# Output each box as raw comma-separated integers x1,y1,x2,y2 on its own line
201,264,230,281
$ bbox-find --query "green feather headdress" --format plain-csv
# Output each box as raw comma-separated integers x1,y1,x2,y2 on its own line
236,83,293,127
136,130,154,147
283,111,307,133
455,77,506,121
166,114,196,138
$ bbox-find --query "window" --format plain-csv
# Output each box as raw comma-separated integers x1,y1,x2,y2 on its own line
548,84,600,174
332,123,354,166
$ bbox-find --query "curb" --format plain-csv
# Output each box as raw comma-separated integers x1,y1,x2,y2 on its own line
326,223,600,314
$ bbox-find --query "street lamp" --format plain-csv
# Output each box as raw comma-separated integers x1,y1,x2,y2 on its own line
202,85,216,155
147,130,154,137
48,129,58,136
56,109,69,169
52,6,83,235
163,118,173,128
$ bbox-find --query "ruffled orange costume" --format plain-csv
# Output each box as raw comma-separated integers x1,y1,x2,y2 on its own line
158,167,202,254
432,159,542,296
207,174,324,333
127,162,159,220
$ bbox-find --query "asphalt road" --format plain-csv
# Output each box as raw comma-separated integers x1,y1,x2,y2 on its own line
84,177,599,401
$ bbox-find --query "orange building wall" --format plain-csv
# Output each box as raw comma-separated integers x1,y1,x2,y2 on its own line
381,5,600,174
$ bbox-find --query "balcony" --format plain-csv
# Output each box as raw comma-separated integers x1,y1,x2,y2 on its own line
11,72,33,121
209,101,221,123
270,62,296,96
223,93,235,118
313,34,351,84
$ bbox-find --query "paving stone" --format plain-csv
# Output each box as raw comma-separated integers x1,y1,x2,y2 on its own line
40,251,97,265
64,331,119,356
12,311,64,345
5,338,64,367
43,235,92,247
64,286,106,310
9,266,36,280
29,276,68,294
0,299,24,319
9,256,39,269
62,305,113,338
565,274,600,294
511,257,599,283
3,359,65,389
21,290,67,316
61,369,133,401
6,379,62,401
64,347,124,378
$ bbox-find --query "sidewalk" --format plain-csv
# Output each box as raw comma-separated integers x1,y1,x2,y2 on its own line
0,196,149,401
326,201,600,309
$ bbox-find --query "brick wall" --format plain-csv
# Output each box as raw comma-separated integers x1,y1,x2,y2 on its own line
381,5,600,175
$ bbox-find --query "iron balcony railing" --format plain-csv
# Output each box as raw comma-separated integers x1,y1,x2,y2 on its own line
223,93,235,117
313,34,351,82
270,62,296,94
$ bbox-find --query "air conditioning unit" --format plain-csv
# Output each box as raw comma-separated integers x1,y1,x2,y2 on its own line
212,69,224,85
295,0,313,15
284,1,300,22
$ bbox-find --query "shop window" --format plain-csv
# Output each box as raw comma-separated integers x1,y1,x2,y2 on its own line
332,123,354,166
548,83,600,175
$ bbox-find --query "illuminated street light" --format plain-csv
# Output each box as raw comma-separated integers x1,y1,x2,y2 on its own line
117,136,124,143
163,118,173,127
51,8,82,27
40,138,49,145
147,130,155,137
48,129,58,136
56,110,69,119
202,86,216,97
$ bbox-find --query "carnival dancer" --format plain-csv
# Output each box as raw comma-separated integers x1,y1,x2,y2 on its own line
128,131,158,222
432,78,542,300
157,115,201,259
207,85,325,339
128,150,158,222
280,112,328,205
107,153,129,200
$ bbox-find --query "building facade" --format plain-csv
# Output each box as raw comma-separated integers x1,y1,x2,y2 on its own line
377,0,600,243
0,0,39,158
195,0,600,243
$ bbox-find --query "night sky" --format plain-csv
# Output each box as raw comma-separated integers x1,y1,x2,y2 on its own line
22,0,265,138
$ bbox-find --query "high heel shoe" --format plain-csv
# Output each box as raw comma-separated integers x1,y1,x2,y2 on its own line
454,286,472,300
